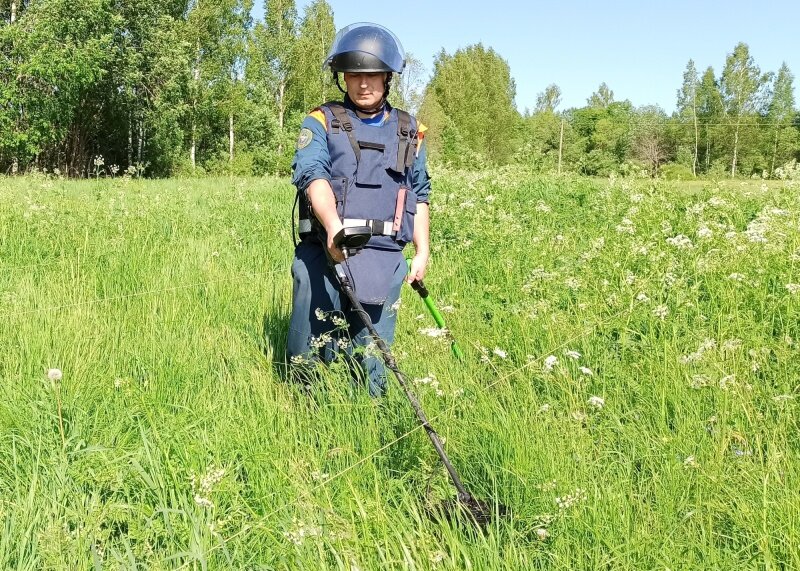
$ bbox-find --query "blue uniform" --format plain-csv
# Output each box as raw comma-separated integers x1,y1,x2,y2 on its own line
288,98,430,396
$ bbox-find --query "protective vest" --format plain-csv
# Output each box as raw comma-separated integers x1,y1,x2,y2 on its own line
297,101,419,251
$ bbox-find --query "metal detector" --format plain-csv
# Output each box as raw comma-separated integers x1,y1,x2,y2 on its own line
329,227,507,525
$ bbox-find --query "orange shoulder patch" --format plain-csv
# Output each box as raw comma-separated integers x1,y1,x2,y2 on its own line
309,109,326,131
417,122,427,140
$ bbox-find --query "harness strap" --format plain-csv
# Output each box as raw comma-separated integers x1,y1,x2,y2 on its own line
327,103,361,163
396,110,418,171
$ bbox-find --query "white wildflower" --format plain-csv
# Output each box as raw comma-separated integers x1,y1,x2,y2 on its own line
194,494,214,509
666,234,694,249
314,308,327,321
47,368,63,382
565,349,581,360
785,283,800,295
283,519,322,546
538,403,551,414
418,327,447,338
555,488,588,509
652,305,669,320
697,226,713,239
493,347,507,359
587,396,605,409
636,292,650,303
721,338,742,352
728,273,746,281
535,528,550,540
543,355,558,372
719,375,737,390
683,455,700,469
579,366,593,376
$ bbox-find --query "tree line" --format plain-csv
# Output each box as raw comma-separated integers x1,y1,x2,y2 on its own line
1,0,798,178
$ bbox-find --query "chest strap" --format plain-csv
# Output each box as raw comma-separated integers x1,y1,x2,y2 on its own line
327,103,361,163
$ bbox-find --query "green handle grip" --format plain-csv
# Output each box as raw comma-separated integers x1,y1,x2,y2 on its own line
407,259,464,360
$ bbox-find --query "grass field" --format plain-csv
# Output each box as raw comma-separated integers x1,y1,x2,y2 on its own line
1,170,799,569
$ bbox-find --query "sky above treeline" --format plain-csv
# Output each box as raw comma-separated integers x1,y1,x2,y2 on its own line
252,0,800,114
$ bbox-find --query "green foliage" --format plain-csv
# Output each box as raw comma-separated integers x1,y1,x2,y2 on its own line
421,44,521,166
720,42,770,177
660,162,694,180
0,7,798,178
3,172,800,567
287,0,336,113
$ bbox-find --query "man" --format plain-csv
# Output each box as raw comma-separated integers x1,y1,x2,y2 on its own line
288,22,431,397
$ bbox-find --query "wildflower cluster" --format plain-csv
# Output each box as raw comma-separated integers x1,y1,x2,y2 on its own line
555,488,588,510
190,466,226,509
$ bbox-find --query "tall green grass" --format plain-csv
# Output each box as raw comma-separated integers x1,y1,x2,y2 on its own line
1,171,798,569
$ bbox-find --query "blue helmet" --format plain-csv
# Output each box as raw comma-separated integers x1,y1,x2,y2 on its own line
324,23,406,74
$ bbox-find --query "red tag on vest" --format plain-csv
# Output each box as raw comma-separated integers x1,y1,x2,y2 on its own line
393,187,408,234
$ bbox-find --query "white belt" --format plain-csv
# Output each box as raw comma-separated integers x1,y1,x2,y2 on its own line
299,218,395,236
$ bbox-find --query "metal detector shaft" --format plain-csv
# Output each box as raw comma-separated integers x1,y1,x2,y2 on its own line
333,263,472,500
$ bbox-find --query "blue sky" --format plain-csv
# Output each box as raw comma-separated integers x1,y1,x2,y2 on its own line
253,0,800,113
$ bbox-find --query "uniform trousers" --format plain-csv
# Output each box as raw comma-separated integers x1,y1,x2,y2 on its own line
287,239,406,397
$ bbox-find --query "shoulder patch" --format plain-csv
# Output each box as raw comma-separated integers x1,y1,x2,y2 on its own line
296,128,314,150
309,109,326,130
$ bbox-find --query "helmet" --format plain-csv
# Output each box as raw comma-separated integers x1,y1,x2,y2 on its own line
324,23,405,74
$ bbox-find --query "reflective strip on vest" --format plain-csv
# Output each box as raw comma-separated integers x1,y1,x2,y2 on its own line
298,218,396,237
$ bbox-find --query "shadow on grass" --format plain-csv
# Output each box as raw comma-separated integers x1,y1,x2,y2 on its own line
262,309,290,383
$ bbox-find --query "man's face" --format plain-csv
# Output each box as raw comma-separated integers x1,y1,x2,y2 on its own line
343,72,387,110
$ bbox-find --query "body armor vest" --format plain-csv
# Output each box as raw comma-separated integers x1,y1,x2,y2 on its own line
298,101,419,251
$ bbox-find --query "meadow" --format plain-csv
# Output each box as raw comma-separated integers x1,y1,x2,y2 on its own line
1,169,798,569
